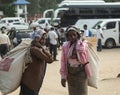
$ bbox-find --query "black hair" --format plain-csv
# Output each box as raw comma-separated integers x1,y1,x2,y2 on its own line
33,27,36,31
1,28,5,33
83,24,87,27
97,25,101,29
51,27,54,30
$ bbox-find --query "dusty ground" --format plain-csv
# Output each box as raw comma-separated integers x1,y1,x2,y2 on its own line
1,48,120,95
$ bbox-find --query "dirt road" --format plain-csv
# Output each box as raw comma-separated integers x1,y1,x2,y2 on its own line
1,48,120,95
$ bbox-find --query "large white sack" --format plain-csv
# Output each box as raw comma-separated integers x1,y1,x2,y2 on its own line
0,39,31,95
87,37,99,89
88,46,99,89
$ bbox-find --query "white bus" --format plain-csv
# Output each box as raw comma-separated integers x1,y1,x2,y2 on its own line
56,0,120,48
43,0,120,48
57,1,120,28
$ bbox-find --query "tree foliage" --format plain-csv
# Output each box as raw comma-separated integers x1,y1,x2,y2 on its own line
0,0,120,17
27,0,120,16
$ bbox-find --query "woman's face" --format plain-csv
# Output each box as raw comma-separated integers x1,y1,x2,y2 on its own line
39,33,47,45
67,30,78,42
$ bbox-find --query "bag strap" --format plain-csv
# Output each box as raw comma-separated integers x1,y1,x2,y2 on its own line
76,52,83,64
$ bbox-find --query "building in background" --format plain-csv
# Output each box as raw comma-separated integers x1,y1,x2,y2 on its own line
12,0,30,22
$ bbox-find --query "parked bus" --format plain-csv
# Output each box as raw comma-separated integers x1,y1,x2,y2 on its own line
42,0,120,48
58,1,120,28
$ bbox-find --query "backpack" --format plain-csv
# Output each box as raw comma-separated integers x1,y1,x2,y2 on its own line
88,30,93,37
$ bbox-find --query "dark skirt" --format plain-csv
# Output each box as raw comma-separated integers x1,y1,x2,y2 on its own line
67,65,88,95
19,83,39,95
0,44,8,58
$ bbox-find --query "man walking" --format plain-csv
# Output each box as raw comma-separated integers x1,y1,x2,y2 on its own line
47,27,58,61
97,25,104,51
0,29,11,58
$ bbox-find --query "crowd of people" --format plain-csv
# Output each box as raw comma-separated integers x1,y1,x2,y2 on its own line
0,23,103,95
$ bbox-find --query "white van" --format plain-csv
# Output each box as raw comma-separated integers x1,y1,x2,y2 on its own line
75,19,105,30
0,17,24,30
30,18,60,29
91,19,120,48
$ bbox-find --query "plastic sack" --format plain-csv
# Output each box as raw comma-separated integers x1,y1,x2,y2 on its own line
86,37,99,89
0,39,31,95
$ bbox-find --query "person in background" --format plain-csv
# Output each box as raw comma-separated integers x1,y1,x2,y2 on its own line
19,30,53,95
83,24,89,37
55,27,61,49
0,28,11,58
30,27,38,39
7,27,16,48
47,27,58,61
83,24,92,37
96,25,104,51
60,26,92,95
59,28,66,46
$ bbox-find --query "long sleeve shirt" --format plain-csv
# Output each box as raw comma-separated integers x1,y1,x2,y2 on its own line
0,33,11,45
60,40,92,80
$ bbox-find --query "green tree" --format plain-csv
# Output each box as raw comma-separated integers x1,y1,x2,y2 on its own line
2,0,120,17
0,5,15,17
27,0,63,16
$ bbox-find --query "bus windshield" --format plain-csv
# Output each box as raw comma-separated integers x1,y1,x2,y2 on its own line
57,1,120,27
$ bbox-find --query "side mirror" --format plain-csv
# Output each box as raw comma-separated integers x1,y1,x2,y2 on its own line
102,27,106,30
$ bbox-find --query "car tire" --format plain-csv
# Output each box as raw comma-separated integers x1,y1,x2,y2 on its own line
105,39,115,49
1,27,6,30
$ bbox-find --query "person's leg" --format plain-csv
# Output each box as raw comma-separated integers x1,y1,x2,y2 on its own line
99,39,102,51
49,43,53,55
0,44,8,58
53,44,58,61
97,39,102,51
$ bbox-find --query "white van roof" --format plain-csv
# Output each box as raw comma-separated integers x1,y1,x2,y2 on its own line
1,17,23,19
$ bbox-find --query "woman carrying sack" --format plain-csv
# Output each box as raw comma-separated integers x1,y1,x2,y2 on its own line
60,26,92,95
19,30,53,95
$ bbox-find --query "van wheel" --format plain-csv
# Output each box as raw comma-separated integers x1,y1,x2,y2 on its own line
1,27,6,30
105,39,115,49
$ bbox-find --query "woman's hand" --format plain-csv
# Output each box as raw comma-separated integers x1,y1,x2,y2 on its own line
46,56,53,63
42,49,53,63
61,79,66,87
30,47,53,63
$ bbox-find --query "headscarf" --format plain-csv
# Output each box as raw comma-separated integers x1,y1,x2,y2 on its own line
65,25,81,39
34,29,46,39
